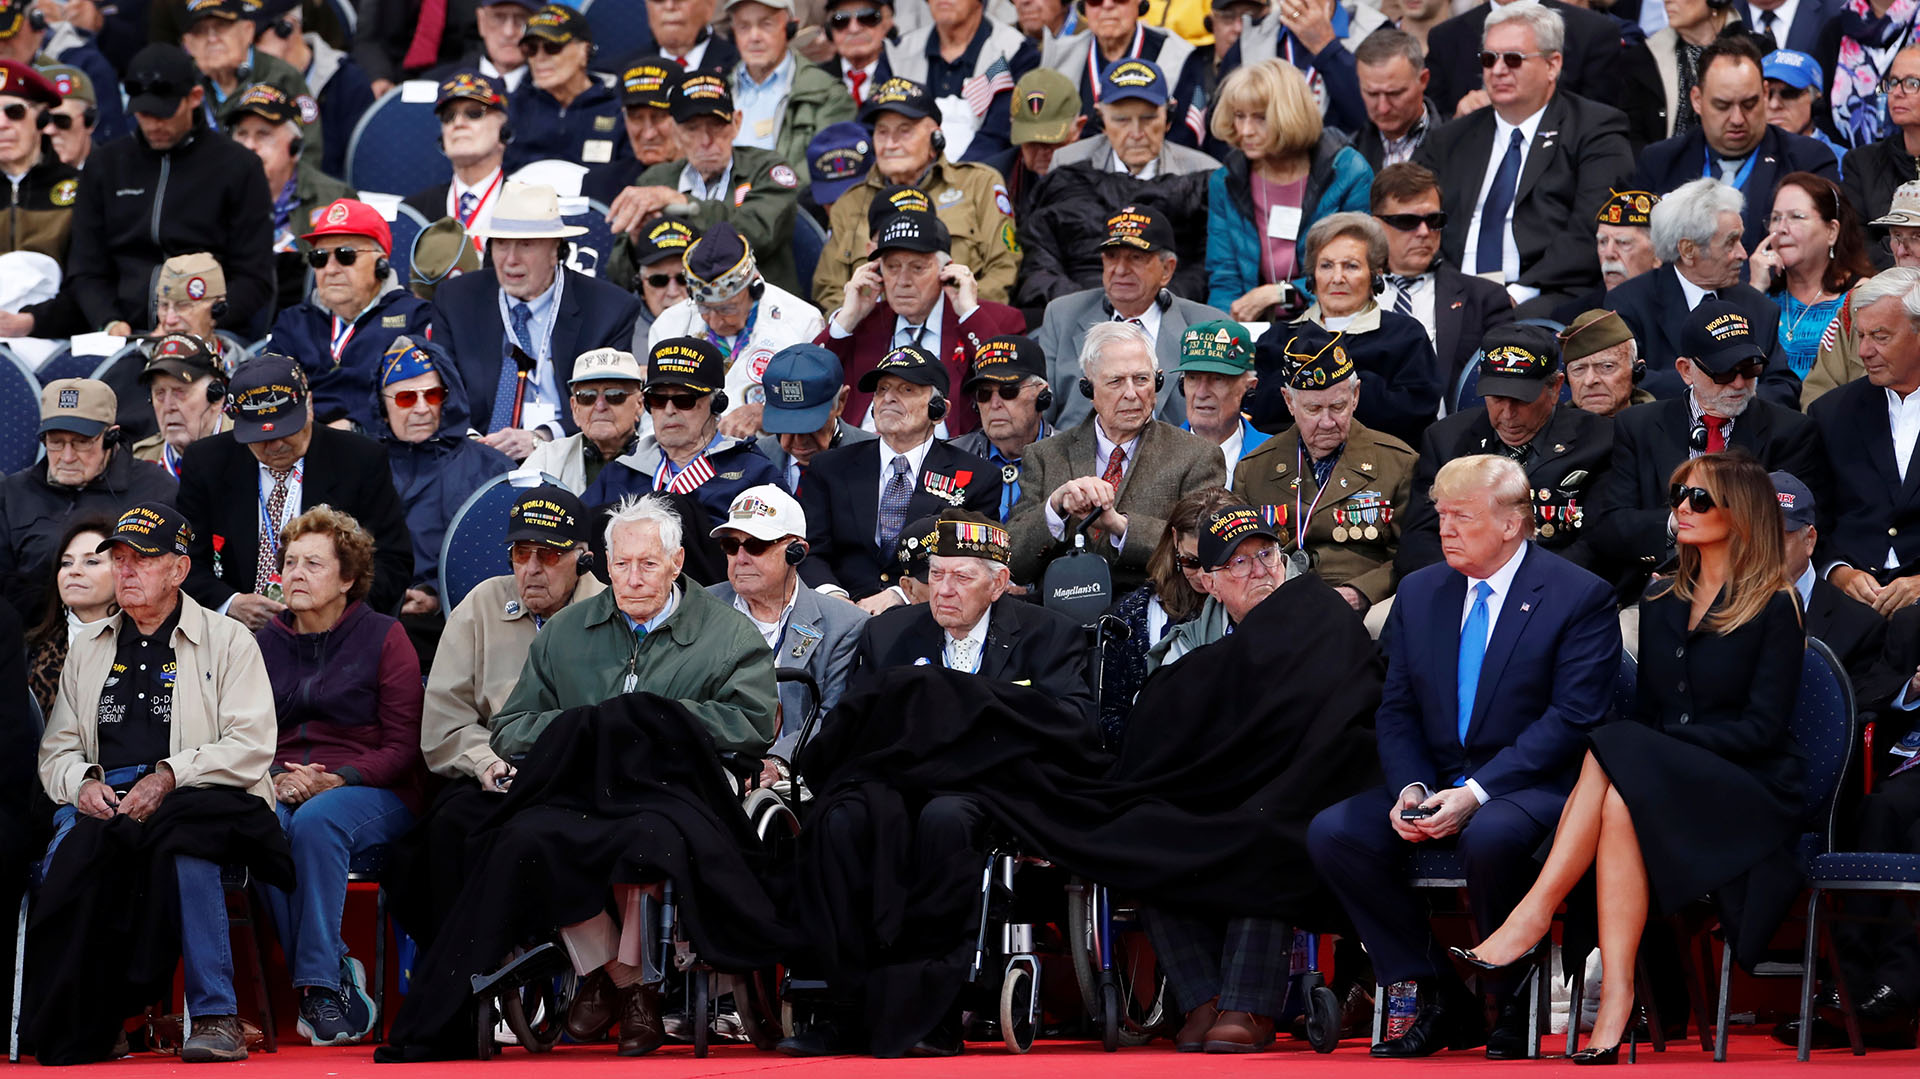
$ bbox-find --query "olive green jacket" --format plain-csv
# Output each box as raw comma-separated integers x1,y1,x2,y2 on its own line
208,51,324,173
608,145,802,295
772,58,856,173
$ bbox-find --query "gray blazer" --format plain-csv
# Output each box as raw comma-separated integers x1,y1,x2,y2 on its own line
1007,418,1227,592
1049,134,1221,177
706,580,869,760
754,422,875,492
1033,288,1228,432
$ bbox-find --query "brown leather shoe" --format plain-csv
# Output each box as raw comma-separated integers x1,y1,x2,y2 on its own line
617,984,666,1056
564,969,618,1042
1175,998,1221,1052
1203,1011,1275,1053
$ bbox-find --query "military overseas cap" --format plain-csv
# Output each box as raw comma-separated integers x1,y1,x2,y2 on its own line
1769,470,1817,531
872,210,951,256
141,333,222,384
1475,323,1563,402
711,484,806,542
303,198,395,256
858,343,949,395
523,3,591,44
1099,57,1169,108
683,222,758,305
761,343,845,433
0,61,60,108
436,70,506,111
808,122,873,205
409,217,483,300
894,513,941,580
1197,504,1281,570
621,58,680,109
646,338,726,395
38,64,96,105
671,73,734,124
1178,319,1255,375
571,347,646,384
859,77,935,123
1559,308,1635,363
124,44,199,116
1680,300,1768,374
1281,323,1353,390
229,82,299,125
1010,68,1081,145
508,486,591,548
965,335,1046,389
935,514,1011,564
1873,181,1920,228
156,252,226,304
227,354,311,443
1597,189,1658,228
99,503,193,558
39,378,116,438
379,335,439,387
867,184,932,231
1100,205,1176,253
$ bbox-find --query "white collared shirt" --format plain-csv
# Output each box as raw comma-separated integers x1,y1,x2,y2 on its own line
1794,562,1815,608
1390,270,1439,344
678,160,736,202
1461,105,1546,286
448,165,504,236
842,59,880,104
1753,0,1800,44
943,608,991,671
478,56,527,94
874,433,937,547
1676,271,1720,311
662,37,712,71
890,294,947,358
1889,386,1920,569
495,269,566,432
1460,539,1528,637
1108,147,1159,180
1216,421,1245,473
216,460,306,616
1110,300,1163,344
732,578,799,648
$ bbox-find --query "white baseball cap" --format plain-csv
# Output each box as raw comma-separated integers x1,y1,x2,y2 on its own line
711,484,807,542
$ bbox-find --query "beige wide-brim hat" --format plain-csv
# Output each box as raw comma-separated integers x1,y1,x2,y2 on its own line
1872,181,1920,228
469,180,589,240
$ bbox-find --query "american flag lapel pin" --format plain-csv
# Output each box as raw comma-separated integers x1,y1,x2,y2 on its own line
1520,602,1532,612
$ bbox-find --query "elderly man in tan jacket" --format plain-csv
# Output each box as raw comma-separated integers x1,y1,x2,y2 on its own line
35,502,278,1065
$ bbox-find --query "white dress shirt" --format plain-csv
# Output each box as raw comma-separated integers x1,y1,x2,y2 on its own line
943,608,992,671
1461,105,1545,295
1109,148,1159,180
478,56,527,94
1390,271,1439,345
873,433,936,547
661,37,712,71
841,59,881,105
1752,0,1800,45
1889,386,1920,569
1677,271,1719,311
1110,300,1163,344
1447,541,1529,805
733,579,799,647
217,461,306,614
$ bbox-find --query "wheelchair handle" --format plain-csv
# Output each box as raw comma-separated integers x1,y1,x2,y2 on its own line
775,667,825,770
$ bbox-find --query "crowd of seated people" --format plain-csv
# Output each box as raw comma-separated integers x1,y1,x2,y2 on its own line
7,0,1920,1065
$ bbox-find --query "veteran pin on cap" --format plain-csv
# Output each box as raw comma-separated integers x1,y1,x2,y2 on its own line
1178,318,1255,375
507,486,590,548
229,82,298,125
1010,67,1081,145
645,338,725,395
712,484,807,542
1197,504,1280,570
762,344,845,433
684,222,757,305
1559,309,1635,363
99,502,193,558
671,73,734,124
39,378,116,438
302,198,394,256
894,513,941,580
227,354,310,443
621,58,679,108
379,335,439,387
808,121,873,204
1100,205,1175,253
872,209,951,256
857,343,949,395
1098,57,1169,107
1281,323,1353,390
1475,323,1562,402
867,184,932,231
1597,189,1658,228
935,513,1011,565
631,219,700,268
0,60,61,108
38,64,95,105
436,70,505,111
965,335,1046,389
1680,300,1767,374
859,76,935,122
140,333,221,385
523,3,590,44
155,252,226,305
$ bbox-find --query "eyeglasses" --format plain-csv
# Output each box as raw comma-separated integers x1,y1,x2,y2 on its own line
1668,484,1717,514
1705,360,1765,384
1215,543,1282,579
520,38,571,56
39,111,77,130
1377,211,1448,232
1479,50,1546,69
828,7,884,29
572,388,636,406
644,390,706,410
1174,553,1204,571
1884,75,1920,95
719,535,782,557
386,386,447,408
642,272,687,290
0,103,29,123
440,103,490,123
1766,210,1816,229
305,246,378,268
510,543,570,565
972,383,1028,403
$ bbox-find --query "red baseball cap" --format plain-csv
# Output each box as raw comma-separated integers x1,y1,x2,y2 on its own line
300,198,394,256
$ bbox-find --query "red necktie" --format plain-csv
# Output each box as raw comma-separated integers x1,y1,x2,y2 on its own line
1703,414,1727,454
669,54,687,68
402,0,448,70
849,69,868,105
1090,445,1125,542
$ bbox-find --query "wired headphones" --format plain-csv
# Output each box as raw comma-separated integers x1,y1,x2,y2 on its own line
784,539,807,565
1688,421,1709,452
930,128,946,155
928,390,949,421
1079,370,1165,399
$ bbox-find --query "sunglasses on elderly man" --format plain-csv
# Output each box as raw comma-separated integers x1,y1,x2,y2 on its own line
0,103,33,123
305,246,378,269
1669,484,1717,514
828,8,884,29
972,383,1029,403
1704,360,1765,385
719,535,783,558
644,391,706,411
386,387,448,409
510,543,571,565
642,272,688,290
521,38,571,56
572,388,636,406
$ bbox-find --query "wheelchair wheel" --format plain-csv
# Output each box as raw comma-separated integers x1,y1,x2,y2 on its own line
475,995,496,1061
1065,879,1101,1023
691,971,710,1059
500,973,572,1053
731,969,785,1051
1101,980,1121,1052
1305,981,1342,1054
1000,966,1036,1054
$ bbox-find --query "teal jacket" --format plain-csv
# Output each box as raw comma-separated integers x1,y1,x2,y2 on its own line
1205,132,1373,312
490,579,778,758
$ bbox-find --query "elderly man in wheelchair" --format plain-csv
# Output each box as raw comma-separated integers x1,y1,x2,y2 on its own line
376,493,785,1062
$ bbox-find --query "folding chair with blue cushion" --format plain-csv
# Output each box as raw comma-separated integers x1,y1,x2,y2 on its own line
34,349,98,387
567,201,617,281
0,350,42,475
580,0,654,69
389,203,431,289
439,472,565,612
793,213,828,297
324,0,357,39
346,88,453,199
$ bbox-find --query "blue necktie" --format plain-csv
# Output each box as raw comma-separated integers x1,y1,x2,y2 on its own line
878,455,911,554
1458,581,1492,744
1476,129,1523,278
458,191,477,221
490,302,534,431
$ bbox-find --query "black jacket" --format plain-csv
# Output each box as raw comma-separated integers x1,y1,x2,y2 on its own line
430,266,644,436
1417,91,1634,303
851,595,1096,721
1805,576,1899,721
40,115,274,337
0,450,177,617
175,425,414,614
1248,309,1442,447
1431,266,1519,395
1842,133,1916,270
1397,404,1615,575
1423,0,1625,116
1602,264,1803,407
799,438,1002,599
1630,124,1840,255
1012,161,1213,309
1808,375,1920,583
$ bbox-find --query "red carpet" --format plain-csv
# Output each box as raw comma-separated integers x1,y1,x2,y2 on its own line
61,1035,1920,1076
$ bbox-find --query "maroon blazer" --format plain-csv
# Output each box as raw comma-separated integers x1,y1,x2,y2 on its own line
815,298,1027,437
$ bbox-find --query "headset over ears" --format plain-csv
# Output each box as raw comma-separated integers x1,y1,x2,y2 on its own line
784,538,807,565
1076,0,1152,14
928,391,949,421
930,127,947,156
1033,384,1054,413
1079,370,1165,399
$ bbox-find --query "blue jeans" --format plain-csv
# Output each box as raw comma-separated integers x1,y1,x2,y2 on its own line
42,765,237,1016
263,784,412,991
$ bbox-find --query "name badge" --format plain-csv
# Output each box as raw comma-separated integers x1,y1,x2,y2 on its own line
754,118,775,137
581,139,614,164
1266,204,1302,241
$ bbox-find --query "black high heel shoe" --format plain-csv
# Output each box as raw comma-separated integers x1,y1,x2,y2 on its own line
1571,1007,1644,1065
1447,940,1542,973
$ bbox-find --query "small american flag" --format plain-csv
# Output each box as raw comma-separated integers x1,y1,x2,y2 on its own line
962,55,1014,118
1184,85,1208,141
657,454,716,495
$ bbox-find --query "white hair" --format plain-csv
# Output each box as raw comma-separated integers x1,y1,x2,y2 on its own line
1080,320,1157,381
605,493,683,553
1484,0,1565,54
1649,178,1745,263
1850,266,1920,325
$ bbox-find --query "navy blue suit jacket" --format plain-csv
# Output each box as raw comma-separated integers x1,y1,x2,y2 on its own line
1628,125,1840,255
430,267,643,436
1376,544,1621,816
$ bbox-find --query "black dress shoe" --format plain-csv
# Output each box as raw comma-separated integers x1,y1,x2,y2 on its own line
1372,984,1485,1058
1569,1044,1619,1065
1485,998,1532,1060
776,1021,859,1057
1450,942,1542,973
1856,985,1917,1025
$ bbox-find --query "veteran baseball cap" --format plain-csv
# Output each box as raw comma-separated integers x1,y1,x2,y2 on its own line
712,484,806,542
808,121,873,204
570,347,646,384
1680,300,1768,374
1769,470,1817,531
1010,68,1080,145
1100,205,1175,253
1178,319,1255,376
99,502,192,558
859,76,935,122
646,338,726,395
227,354,311,443
523,3,590,44
1596,189,1658,228
302,198,395,256
39,378,116,438
621,58,680,109
872,210,950,255
1873,181,1920,228
1559,309,1635,364
867,184,932,231
229,82,299,125
857,343,948,395
671,73,734,124
1475,323,1562,402
141,333,222,384
507,486,590,548
630,219,700,269
684,222,757,305
894,514,939,580
183,0,254,23
37,64,95,106
1197,504,1281,570
156,252,227,305
1099,57,1169,108
436,70,506,111
965,335,1046,389
761,343,845,433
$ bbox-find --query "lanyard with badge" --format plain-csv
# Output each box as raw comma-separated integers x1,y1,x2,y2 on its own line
258,463,304,572
1701,144,1758,189
329,314,357,364
1294,441,1335,551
